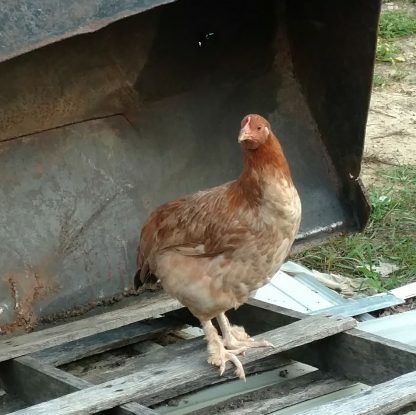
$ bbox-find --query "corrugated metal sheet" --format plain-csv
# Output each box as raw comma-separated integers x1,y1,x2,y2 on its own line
270,384,369,415
358,310,416,346
253,270,334,313
253,261,403,319
391,282,416,300
157,363,317,415
309,293,403,317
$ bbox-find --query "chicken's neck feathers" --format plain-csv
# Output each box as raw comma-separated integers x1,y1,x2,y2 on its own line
242,133,291,180
225,134,296,215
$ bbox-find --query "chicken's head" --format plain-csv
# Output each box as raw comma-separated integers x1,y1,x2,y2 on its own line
238,114,271,150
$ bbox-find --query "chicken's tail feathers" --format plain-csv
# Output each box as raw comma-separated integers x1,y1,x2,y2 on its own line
134,249,150,290
133,269,142,290
133,267,159,291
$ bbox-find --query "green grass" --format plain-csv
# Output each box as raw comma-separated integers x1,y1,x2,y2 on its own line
295,166,416,292
376,11,416,63
372,70,407,87
373,73,389,88
376,40,403,62
379,11,416,39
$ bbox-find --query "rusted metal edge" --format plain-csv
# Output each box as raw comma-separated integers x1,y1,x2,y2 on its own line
0,0,177,64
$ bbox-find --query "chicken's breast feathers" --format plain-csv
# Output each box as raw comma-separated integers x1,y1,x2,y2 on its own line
137,183,249,284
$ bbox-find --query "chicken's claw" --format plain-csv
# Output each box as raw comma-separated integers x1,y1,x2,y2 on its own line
224,336,274,350
259,339,275,348
219,351,246,381
224,324,274,349
208,345,247,381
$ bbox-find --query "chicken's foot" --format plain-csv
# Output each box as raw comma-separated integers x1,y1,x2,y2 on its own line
201,320,246,380
217,312,274,350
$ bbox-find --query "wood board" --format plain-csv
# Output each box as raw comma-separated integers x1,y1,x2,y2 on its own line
7,314,356,415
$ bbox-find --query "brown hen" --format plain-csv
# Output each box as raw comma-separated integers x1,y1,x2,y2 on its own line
136,114,301,379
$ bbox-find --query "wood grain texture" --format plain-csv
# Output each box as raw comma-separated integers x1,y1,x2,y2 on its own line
296,370,416,415
0,391,26,415
30,317,181,366
0,292,181,363
190,371,354,415
83,335,291,396
323,329,416,385
246,298,416,385
8,315,356,415
0,356,157,415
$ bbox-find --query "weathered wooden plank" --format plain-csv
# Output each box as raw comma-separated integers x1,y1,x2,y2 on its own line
1,356,90,404
0,292,181,363
296,370,416,415
0,356,157,415
0,390,26,415
242,299,416,385
8,315,356,415
83,334,290,389
31,317,181,366
322,329,416,385
189,371,355,415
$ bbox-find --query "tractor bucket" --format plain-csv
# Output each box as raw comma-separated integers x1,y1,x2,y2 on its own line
0,0,378,331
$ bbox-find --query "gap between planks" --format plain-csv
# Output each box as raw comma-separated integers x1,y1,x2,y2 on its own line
295,370,416,415
1,356,157,415
8,314,356,415
0,291,182,363
30,317,182,366
188,371,355,415
75,329,291,391
246,298,416,385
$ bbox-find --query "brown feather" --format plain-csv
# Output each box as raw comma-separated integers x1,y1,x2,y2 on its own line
136,114,301,321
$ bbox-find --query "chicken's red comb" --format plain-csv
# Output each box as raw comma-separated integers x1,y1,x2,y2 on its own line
242,116,251,133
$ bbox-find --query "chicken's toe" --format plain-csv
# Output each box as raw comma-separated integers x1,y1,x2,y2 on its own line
224,332,274,350
207,343,246,381
217,315,274,351
209,351,246,381
229,326,274,348
223,352,246,381
229,325,251,342
202,319,247,380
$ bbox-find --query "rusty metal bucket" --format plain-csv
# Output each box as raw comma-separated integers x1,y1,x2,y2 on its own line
0,0,379,332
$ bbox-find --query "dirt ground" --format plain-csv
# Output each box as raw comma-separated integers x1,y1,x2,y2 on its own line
361,1,416,186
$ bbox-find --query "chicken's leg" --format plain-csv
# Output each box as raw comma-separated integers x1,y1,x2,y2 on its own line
201,320,246,380
217,313,274,350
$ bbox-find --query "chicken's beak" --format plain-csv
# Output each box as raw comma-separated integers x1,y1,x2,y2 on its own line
238,117,252,143
238,132,250,143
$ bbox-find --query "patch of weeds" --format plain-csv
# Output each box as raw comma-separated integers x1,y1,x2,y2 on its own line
376,11,415,63
373,73,389,87
379,11,416,39
376,40,403,62
390,69,408,81
383,165,416,184
296,165,416,292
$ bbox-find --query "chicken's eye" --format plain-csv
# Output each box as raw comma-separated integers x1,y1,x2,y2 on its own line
257,126,262,131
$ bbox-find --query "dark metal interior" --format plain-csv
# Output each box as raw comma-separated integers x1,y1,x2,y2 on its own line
0,0,379,329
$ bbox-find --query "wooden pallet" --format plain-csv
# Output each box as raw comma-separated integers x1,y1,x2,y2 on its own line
0,291,415,415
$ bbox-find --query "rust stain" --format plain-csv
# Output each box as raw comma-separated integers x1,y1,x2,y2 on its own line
38,287,150,325
0,271,152,335
0,269,58,335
